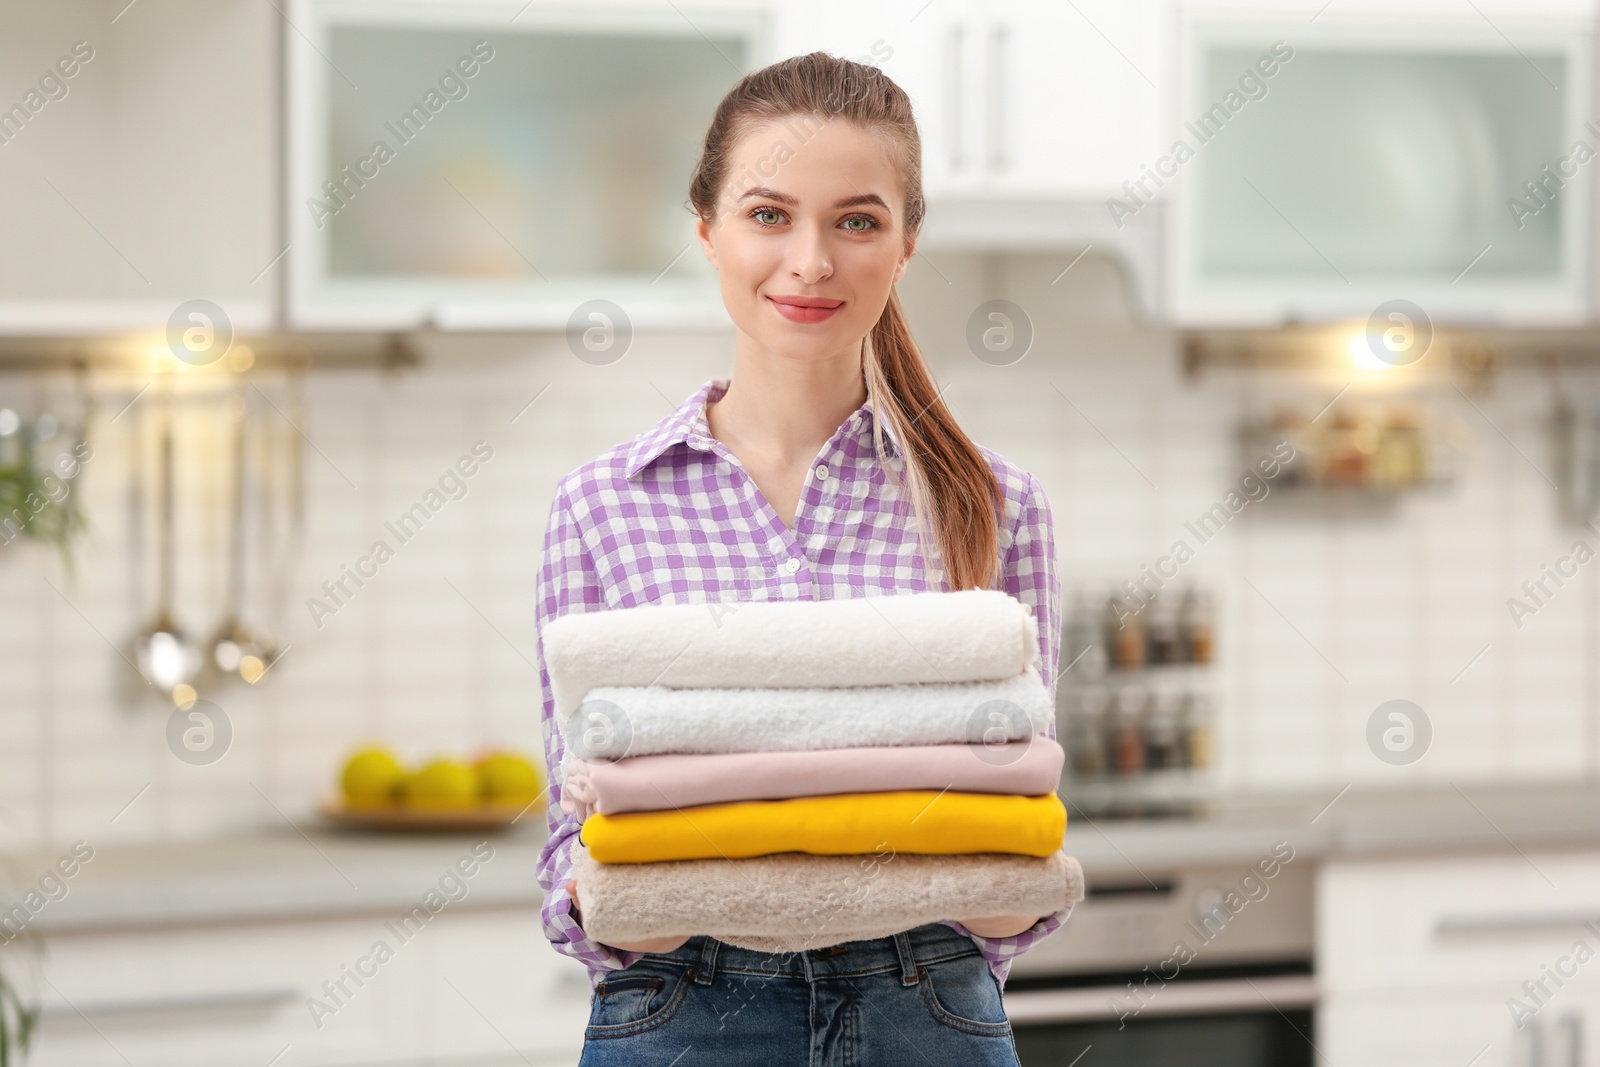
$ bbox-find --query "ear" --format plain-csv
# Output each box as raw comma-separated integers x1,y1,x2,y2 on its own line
891,235,916,285
696,214,718,270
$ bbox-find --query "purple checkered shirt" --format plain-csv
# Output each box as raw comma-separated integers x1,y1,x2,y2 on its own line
534,376,1069,990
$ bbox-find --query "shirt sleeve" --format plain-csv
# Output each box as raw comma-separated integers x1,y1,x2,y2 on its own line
534,482,644,978
1002,471,1062,731
948,470,1071,988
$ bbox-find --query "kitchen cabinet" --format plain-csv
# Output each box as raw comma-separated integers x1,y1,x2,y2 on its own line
1167,8,1595,326
290,0,1166,331
1322,998,1594,1067
780,0,1167,313
865,0,1166,199
2,0,1175,336
0,0,279,337
286,0,771,332
1319,850,1600,1067
420,909,593,1064
29,906,591,1066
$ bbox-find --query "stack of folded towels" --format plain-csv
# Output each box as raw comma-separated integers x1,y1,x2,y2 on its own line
544,589,1084,953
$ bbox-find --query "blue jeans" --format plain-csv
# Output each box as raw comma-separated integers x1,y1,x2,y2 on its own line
576,922,1022,1066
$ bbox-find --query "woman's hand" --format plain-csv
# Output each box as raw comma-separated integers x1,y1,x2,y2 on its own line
566,879,692,954
956,914,1043,938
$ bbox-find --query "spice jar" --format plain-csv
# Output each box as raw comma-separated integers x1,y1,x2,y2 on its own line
1068,687,1110,779
1183,691,1214,771
1111,684,1148,777
1180,588,1214,665
1106,594,1147,671
1375,407,1425,488
1145,686,1184,770
1062,591,1106,680
1146,593,1182,665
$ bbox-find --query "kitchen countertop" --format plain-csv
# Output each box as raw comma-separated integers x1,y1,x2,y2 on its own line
1060,780,1600,877
6,782,1600,934
3,823,549,936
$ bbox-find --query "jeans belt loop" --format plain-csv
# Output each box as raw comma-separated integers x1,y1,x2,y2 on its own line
892,931,919,987
694,935,720,986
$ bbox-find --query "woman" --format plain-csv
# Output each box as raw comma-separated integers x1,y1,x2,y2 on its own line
534,51,1067,1065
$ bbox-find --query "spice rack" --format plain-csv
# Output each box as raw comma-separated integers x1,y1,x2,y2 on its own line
1057,584,1218,819
1241,399,1459,495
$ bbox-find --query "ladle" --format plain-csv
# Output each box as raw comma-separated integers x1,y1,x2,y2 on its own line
205,387,267,685
132,378,200,697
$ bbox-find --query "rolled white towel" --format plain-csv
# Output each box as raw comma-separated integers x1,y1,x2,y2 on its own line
558,668,1051,762
541,589,1039,727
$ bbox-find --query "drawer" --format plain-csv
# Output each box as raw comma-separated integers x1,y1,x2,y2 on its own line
1319,851,1600,996
421,910,592,1064
29,917,419,1067
1321,991,1597,1067
27,907,593,1067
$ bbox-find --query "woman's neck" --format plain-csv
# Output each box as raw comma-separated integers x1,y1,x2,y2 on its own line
706,345,868,467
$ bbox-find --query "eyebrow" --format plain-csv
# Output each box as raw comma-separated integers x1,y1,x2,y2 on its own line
738,186,891,212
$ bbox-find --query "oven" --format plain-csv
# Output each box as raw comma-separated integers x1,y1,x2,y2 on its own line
1003,859,1316,1066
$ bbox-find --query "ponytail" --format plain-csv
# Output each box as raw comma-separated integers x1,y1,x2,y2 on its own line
863,291,1001,590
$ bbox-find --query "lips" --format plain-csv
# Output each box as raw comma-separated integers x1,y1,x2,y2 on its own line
767,294,844,324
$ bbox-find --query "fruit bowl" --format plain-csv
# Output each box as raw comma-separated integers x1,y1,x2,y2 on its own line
326,748,545,833
316,798,538,834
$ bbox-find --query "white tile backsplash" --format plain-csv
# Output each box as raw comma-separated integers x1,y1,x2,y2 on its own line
1,251,1598,847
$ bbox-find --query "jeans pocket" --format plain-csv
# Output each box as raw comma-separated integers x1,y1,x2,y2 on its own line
916,953,1013,1038
585,964,692,1039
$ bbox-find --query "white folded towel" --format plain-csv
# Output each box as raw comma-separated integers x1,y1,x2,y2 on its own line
559,668,1052,762
541,589,1040,727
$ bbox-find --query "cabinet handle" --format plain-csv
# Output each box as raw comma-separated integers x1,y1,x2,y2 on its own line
944,23,965,172
1555,1012,1583,1067
1436,911,1600,937
1514,1010,1584,1067
987,23,1007,173
1004,974,1316,1024
40,987,300,1018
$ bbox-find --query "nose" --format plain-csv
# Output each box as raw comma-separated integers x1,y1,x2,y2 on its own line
786,219,833,285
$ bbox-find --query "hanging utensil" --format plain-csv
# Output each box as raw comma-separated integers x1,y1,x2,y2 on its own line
64,359,93,536
132,373,201,698
258,358,307,669
205,382,267,686
119,382,148,706
1553,397,1600,524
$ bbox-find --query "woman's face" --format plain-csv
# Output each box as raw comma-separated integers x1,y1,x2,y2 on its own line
696,117,915,365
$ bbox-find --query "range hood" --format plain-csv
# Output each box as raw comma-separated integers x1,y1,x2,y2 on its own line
916,194,1164,322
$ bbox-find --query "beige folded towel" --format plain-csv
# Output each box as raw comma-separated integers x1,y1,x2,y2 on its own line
542,589,1040,726
570,843,1083,954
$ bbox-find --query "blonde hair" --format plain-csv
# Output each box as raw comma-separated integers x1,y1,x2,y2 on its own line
688,52,1001,590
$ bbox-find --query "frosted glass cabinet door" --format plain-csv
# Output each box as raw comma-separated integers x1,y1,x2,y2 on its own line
288,3,762,329
1170,20,1593,326
325,29,741,279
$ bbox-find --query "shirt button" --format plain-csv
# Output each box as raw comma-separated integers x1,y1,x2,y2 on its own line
781,558,801,575
814,464,830,482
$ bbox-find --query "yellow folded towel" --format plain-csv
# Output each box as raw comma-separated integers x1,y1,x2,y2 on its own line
581,790,1066,863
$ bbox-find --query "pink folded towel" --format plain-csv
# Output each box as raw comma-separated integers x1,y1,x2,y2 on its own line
560,739,1065,820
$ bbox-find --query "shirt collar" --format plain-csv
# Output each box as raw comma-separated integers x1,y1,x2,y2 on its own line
623,377,902,479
